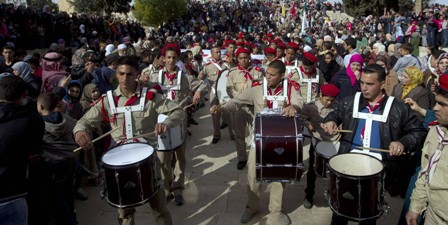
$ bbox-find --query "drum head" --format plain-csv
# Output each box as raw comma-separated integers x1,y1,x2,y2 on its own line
316,141,338,158
102,143,154,166
329,153,383,177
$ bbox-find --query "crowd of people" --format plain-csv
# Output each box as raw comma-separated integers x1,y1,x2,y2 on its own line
1,0,448,225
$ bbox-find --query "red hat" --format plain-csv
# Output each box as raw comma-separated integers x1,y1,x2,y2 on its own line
244,41,251,46
267,33,274,37
264,47,276,55
277,42,287,49
320,84,340,97
439,74,448,91
236,42,245,47
303,52,318,64
235,48,250,56
162,43,180,57
287,42,299,51
251,43,259,49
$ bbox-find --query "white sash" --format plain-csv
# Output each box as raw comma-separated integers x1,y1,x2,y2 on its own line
107,87,148,141
352,92,394,149
263,78,288,109
158,70,182,100
298,68,319,103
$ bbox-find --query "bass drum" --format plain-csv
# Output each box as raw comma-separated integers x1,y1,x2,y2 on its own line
215,70,230,105
102,143,158,208
254,113,304,183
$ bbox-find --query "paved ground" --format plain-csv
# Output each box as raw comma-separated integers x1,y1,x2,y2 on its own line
76,103,405,225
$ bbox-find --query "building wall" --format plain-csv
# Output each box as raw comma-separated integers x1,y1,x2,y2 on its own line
58,0,74,13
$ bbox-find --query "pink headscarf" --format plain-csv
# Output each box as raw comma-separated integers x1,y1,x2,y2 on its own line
346,54,364,86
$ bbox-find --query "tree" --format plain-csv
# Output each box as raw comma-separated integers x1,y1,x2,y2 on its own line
343,0,414,17
68,0,131,15
133,0,187,27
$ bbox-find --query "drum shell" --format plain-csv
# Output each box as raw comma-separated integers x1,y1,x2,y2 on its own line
254,114,304,183
328,153,385,221
314,151,330,178
157,114,185,151
102,146,158,208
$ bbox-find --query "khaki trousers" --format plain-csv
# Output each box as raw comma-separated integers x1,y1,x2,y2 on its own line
210,95,234,139
157,141,186,196
231,107,251,161
246,146,285,214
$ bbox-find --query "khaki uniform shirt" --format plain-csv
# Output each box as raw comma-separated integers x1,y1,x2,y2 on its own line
149,67,207,108
200,60,230,87
73,84,185,146
409,125,448,221
289,65,325,103
221,82,304,115
226,66,264,99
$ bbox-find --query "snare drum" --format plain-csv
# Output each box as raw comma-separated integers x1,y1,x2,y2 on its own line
157,114,185,151
215,70,230,105
314,141,338,178
328,153,385,221
254,113,304,183
102,143,158,208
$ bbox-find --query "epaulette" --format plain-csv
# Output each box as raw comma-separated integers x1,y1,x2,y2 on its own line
254,66,262,72
205,61,212,66
251,81,262,87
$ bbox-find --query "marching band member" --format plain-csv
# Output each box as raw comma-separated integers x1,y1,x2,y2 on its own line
406,74,448,225
74,56,185,225
211,60,304,225
148,43,207,205
223,41,237,68
276,41,287,59
283,42,300,83
322,64,427,225
226,47,264,170
290,51,325,103
263,47,278,67
301,83,340,209
198,46,234,144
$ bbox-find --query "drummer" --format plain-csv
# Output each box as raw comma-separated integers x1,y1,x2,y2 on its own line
301,83,340,209
211,60,304,225
322,64,427,225
226,47,264,170
223,41,237,68
198,46,234,144
74,56,185,225
148,43,207,205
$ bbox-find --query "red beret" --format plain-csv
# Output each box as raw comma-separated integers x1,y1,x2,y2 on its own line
287,42,299,51
244,41,251,46
303,52,318,64
225,40,236,47
162,43,180,57
439,74,448,92
235,48,250,56
251,43,259,49
264,47,276,55
267,33,274,37
277,42,287,49
320,84,340,97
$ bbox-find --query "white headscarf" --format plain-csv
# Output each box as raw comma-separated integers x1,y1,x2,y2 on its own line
105,44,115,56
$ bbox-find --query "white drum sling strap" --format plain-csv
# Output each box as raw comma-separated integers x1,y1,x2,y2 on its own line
352,92,394,159
298,68,319,103
158,70,182,100
107,87,148,141
263,77,289,110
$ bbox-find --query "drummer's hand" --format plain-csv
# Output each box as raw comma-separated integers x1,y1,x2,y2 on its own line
192,91,201,105
281,105,297,117
405,210,419,225
389,141,405,156
155,123,168,135
210,105,220,114
75,131,92,149
322,121,337,134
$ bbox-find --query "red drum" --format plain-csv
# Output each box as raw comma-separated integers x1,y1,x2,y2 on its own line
254,112,304,183
102,143,158,208
328,153,385,221
314,141,338,178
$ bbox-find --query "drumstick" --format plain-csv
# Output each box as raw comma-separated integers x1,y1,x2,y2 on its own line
119,131,156,143
333,129,353,133
183,103,196,110
355,146,390,153
73,125,123,152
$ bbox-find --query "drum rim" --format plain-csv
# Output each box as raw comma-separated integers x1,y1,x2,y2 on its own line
328,153,384,178
327,195,384,221
102,142,154,166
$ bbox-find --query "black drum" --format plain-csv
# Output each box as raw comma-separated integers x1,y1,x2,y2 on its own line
102,143,158,208
314,141,338,178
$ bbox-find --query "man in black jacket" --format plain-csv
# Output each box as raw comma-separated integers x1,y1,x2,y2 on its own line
0,75,44,225
323,64,427,225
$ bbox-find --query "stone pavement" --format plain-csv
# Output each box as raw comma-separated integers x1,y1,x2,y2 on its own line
76,103,405,225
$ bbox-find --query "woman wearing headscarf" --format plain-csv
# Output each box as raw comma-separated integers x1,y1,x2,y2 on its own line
79,83,100,114
391,66,430,119
390,43,402,67
12,61,41,98
63,80,83,120
331,54,363,101
375,53,398,96
41,52,68,93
